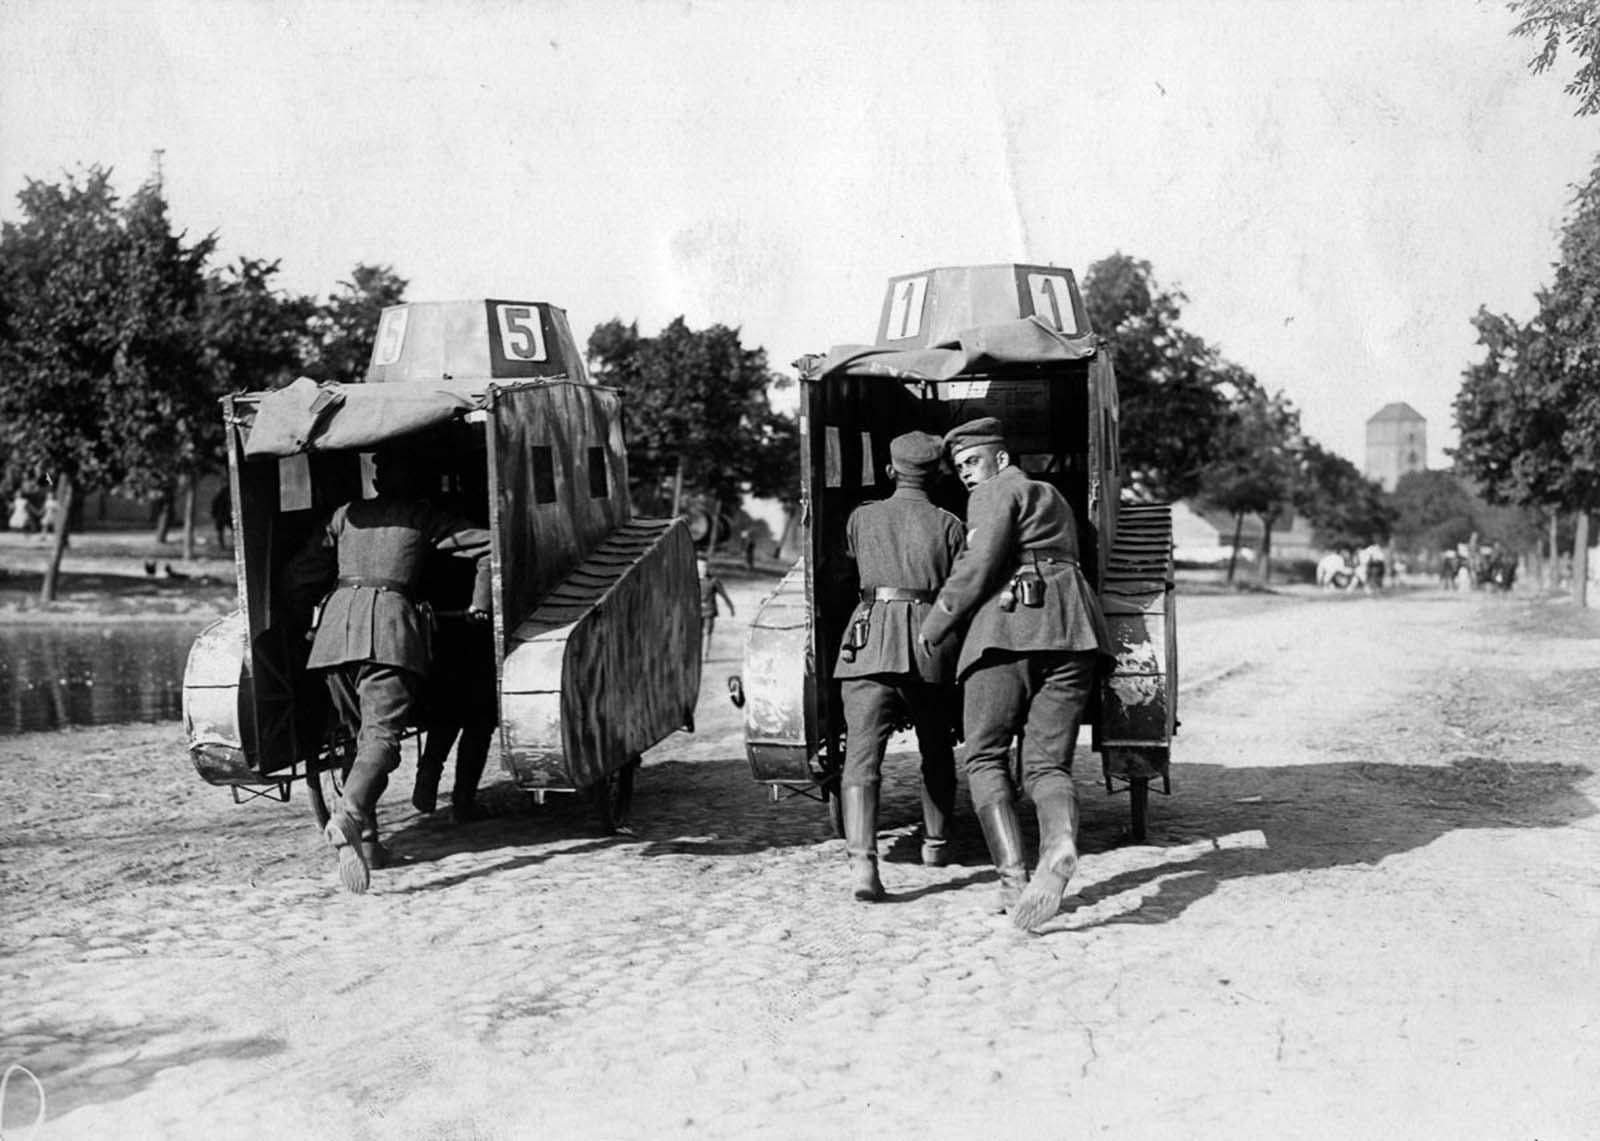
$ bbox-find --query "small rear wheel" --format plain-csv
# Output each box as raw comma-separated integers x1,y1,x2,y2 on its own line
588,754,641,835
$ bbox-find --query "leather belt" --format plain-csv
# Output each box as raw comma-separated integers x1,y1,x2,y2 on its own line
1022,552,1078,566
860,587,936,603
338,576,414,599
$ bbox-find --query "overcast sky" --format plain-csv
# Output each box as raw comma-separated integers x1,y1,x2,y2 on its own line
4,0,1597,467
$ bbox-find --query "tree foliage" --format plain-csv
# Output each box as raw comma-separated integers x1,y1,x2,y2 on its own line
1082,252,1231,502
0,166,222,594
309,263,407,382
587,317,799,521
1511,0,1600,116
1455,156,1600,514
1296,440,1393,551
1195,371,1306,581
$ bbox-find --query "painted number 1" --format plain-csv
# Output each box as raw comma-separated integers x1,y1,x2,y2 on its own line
496,304,548,361
1027,274,1076,333
886,276,928,340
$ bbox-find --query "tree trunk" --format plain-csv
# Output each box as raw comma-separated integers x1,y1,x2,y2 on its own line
40,473,75,603
1549,512,1561,590
1575,509,1591,609
707,495,723,553
153,483,173,544
1257,513,1276,585
1225,512,1244,584
670,456,685,518
180,472,197,561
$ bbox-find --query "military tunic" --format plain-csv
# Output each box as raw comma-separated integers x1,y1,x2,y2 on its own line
918,465,1109,809
282,495,493,826
834,486,964,794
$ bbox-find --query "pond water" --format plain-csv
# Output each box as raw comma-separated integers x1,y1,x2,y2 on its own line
0,622,209,735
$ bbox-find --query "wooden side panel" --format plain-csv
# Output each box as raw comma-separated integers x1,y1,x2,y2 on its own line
499,519,700,789
489,382,631,640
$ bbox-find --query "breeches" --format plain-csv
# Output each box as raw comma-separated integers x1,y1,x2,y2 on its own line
324,661,419,819
839,675,957,801
961,649,1099,809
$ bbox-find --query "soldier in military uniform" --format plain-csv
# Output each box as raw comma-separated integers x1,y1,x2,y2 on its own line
834,431,966,901
283,449,493,894
918,417,1110,931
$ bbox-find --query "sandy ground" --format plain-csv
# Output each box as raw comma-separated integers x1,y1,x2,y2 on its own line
2,548,1599,1139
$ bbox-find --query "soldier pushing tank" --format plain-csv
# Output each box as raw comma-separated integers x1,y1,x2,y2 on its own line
832,430,965,901
918,416,1113,933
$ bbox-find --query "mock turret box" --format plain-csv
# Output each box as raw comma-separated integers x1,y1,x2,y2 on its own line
874,263,1089,348
364,299,590,384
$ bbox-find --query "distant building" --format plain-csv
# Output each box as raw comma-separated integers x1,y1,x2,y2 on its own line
1365,402,1427,491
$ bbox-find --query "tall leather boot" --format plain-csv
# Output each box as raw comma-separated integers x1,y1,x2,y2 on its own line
450,724,492,824
843,784,885,902
327,756,387,895
920,781,953,867
415,725,453,813
1012,787,1079,932
975,799,1029,914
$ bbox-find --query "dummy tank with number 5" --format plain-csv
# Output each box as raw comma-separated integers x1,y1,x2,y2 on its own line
181,298,702,834
737,264,1177,841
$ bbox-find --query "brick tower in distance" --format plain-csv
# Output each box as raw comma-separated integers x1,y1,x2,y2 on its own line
1365,402,1426,491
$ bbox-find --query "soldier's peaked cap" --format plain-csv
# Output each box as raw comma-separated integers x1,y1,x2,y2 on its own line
944,416,1007,456
889,431,944,475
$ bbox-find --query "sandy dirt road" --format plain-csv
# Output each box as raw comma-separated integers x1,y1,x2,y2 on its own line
2,578,1599,1139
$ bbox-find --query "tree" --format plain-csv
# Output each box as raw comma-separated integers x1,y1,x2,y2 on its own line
1510,0,1600,116
1297,440,1393,552
587,317,799,536
0,167,214,598
1082,253,1232,502
309,263,407,382
1454,156,1600,600
1195,371,1304,584
1388,470,1480,556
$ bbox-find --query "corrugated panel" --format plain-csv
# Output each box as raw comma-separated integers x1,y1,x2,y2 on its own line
1098,502,1176,773
500,519,700,790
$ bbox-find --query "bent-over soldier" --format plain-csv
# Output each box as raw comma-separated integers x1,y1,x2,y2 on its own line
918,417,1110,932
283,449,492,894
835,431,965,901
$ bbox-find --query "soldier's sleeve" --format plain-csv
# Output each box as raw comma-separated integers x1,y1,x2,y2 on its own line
279,511,339,619
919,481,1019,645
427,507,494,613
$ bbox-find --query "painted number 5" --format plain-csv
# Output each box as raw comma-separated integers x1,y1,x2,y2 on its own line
496,304,548,361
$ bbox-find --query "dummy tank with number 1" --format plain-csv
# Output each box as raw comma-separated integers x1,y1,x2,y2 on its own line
737,264,1177,841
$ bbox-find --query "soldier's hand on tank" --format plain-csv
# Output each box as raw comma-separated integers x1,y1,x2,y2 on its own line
467,607,491,625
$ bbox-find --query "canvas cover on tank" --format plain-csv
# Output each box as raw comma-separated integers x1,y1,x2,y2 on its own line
804,315,1097,384
241,375,489,458
365,299,590,384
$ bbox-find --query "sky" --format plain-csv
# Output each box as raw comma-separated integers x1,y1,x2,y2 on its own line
3,0,1598,469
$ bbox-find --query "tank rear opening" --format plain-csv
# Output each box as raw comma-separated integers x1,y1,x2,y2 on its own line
235,418,496,770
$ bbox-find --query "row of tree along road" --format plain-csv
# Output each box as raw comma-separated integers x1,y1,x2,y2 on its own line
6,0,1600,607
